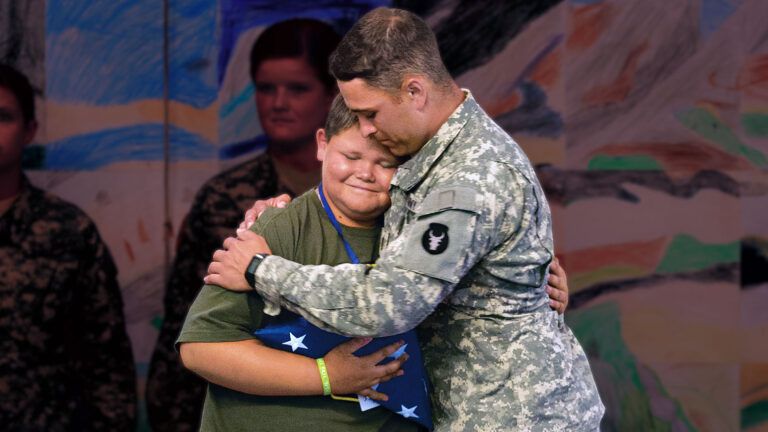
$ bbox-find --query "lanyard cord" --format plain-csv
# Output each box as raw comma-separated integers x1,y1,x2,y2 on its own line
317,183,361,265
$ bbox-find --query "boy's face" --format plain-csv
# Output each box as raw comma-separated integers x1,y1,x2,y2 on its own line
0,86,35,174
317,126,398,227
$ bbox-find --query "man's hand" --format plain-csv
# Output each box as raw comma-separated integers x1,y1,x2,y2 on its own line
324,338,407,401
204,230,273,291
237,194,293,234
547,257,569,314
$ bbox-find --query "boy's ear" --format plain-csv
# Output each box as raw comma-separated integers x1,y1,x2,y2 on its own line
316,128,329,162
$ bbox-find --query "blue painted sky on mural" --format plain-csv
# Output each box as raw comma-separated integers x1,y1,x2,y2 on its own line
45,124,215,170
46,0,217,107
700,0,742,39
218,0,389,83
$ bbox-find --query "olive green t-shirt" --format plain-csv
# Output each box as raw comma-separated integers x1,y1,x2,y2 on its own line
178,189,420,432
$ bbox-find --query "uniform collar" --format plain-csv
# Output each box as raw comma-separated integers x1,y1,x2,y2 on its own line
391,90,479,192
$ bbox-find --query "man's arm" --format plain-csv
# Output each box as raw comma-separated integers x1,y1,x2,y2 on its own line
207,175,528,337
72,223,137,431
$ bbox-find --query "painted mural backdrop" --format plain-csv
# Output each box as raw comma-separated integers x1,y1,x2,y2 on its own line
2,0,765,430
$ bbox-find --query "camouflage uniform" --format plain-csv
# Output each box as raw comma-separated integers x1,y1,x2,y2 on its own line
249,93,605,431
147,153,293,431
0,176,136,431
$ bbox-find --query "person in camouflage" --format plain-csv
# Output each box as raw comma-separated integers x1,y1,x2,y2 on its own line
207,8,604,431
0,64,137,430
145,19,340,431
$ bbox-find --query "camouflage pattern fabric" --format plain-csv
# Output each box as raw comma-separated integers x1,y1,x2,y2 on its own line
0,176,136,431
146,153,293,431
250,93,605,431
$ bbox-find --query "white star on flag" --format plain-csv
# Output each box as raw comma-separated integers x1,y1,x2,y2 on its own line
388,343,408,360
282,332,308,352
397,405,419,419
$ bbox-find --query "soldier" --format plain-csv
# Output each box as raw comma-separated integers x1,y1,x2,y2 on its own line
207,7,603,432
146,19,340,431
0,63,137,430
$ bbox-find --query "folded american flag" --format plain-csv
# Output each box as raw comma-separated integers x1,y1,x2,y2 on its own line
254,311,433,430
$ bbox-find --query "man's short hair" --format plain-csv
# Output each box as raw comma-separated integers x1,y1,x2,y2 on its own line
324,94,357,139
249,18,341,91
329,7,452,92
0,63,36,124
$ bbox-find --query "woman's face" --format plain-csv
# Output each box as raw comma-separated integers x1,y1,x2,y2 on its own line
254,57,335,146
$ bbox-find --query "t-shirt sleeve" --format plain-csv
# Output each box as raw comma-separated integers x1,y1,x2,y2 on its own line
177,206,296,345
249,206,294,259
177,285,265,344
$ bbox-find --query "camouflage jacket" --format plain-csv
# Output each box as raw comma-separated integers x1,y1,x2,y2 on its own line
0,176,136,431
146,153,293,431
250,93,604,431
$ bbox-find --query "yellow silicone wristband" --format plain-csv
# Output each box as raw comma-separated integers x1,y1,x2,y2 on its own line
316,358,332,396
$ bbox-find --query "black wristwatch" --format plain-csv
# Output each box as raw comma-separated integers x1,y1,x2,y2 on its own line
245,253,269,288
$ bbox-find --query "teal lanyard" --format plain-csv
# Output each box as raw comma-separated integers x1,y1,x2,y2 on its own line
317,183,361,265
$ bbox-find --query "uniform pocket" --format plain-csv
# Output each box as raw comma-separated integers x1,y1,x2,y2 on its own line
395,187,481,283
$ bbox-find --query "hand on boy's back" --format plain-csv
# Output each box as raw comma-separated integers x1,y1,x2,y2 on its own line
237,193,293,234
204,230,272,291
547,257,569,314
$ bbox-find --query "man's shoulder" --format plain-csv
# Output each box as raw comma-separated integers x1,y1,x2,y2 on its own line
197,153,274,196
185,153,278,226
18,185,108,256
27,185,101,236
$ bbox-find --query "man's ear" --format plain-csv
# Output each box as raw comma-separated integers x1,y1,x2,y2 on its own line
23,120,38,147
316,128,329,162
403,77,426,109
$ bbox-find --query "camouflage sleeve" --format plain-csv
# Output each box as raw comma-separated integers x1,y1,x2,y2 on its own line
71,220,137,431
252,167,526,337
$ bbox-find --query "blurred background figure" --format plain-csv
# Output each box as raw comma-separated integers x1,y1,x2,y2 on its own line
0,63,137,431
145,19,341,431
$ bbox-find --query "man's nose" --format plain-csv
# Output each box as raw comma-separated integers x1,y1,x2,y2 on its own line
358,117,377,137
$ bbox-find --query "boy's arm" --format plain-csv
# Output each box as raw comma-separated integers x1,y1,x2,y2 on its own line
179,337,405,399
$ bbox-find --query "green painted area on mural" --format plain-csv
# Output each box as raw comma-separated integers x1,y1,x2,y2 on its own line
676,107,768,168
572,265,651,291
655,234,739,274
151,315,163,330
742,113,768,138
587,155,664,170
566,302,696,431
742,400,768,429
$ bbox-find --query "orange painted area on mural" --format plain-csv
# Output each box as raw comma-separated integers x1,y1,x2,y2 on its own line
741,364,768,407
482,91,522,118
697,98,738,112
582,41,649,106
123,239,135,262
562,237,668,276
567,3,614,51
590,141,753,173
742,54,768,99
46,99,218,145
515,135,565,165
138,218,150,244
529,48,561,90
